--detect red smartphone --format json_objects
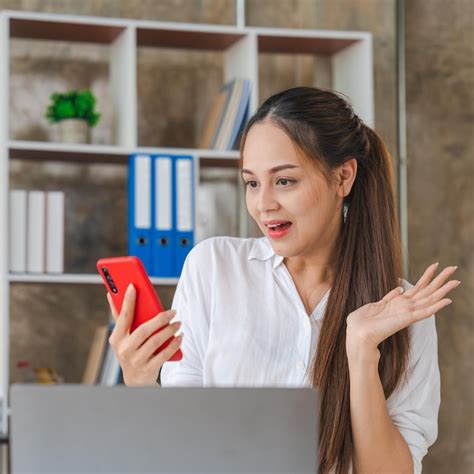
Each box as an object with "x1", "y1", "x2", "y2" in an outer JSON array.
[{"x1": 96, "y1": 256, "x2": 183, "y2": 361}]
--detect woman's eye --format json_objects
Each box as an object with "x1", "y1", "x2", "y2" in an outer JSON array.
[
  {"x1": 276, "y1": 178, "x2": 295, "y2": 186},
  {"x1": 244, "y1": 178, "x2": 295, "y2": 188}
]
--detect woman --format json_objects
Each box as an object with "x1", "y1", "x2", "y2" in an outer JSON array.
[{"x1": 107, "y1": 87, "x2": 460, "y2": 473}]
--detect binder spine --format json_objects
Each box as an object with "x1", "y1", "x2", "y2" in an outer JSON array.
[
  {"x1": 129, "y1": 153, "x2": 195, "y2": 278},
  {"x1": 151, "y1": 155, "x2": 174, "y2": 278},
  {"x1": 128, "y1": 154, "x2": 152, "y2": 274},
  {"x1": 45, "y1": 191, "x2": 65, "y2": 274},
  {"x1": 9, "y1": 190, "x2": 27, "y2": 273},
  {"x1": 174, "y1": 155, "x2": 195, "y2": 277},
  {"x1": 26, "y1": 191, "x2": 46, "y2": 274}
]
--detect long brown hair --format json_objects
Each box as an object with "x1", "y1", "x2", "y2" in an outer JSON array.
[{"x1": 238, "y1": 87, "x2": 410, "y2": 473}]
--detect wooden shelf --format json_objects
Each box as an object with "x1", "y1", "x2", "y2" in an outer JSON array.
[
  {"x1": 257, "y1": 34, "x2": 359, "y2": 55},
  {"x1": 137, "y1": 27, "x2": 245, "y2": 51},
  {"x1": 8, "y1": 141, "x2": 240, "y2": 164},
  {"x1": 5, "y1": 10, "x2": 369, "y2": 53},
  {"x1": 8, "y1": 141, "x2": 130, "y2": 163},
  {"x1": 9, "y1": 16, "x2": 125, "y2": 44},
  {"x1": 9, "y1": 273, "x2": 179, "y2": 286}
]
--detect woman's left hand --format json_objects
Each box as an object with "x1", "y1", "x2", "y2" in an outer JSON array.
[{"x1": 345, "y1": 263, "x2": 460, "y2": 354}]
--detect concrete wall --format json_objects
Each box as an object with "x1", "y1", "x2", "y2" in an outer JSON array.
[{"x1": 405, "y1": 0, "x2": 473, "y2": 471}]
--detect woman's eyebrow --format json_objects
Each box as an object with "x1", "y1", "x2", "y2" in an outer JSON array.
[{"x1": 241, "y1": 164, "x2": 299, "y2": 176}]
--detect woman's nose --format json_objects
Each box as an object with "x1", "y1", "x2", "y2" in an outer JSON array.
[{"x1": 256, "y1": 187, "x2": 279, "y2": 213}]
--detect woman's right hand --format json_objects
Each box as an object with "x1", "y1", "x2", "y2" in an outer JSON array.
[{"x1": 106, "y1": 283, "x2": 184, "y2": 386}]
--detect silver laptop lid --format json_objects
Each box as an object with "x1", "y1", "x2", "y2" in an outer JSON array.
[{"x1": 10, "y1": 384, "x2": 320, "y2": 473}]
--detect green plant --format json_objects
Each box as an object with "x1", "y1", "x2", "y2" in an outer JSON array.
[{"x1": 45, "y1": 90, "x2": 101, "y2": 127}]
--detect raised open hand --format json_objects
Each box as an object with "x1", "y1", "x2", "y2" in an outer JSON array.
[{"x1": 346, "y1": 263, "x2": 460, "y2": 351}]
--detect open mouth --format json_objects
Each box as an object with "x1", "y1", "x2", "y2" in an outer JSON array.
[{"x1": 266, "y1": 222, "x2": 292, "y2": 231}]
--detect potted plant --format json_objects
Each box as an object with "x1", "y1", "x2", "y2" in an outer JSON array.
[{"x1": 45, "y1": 89, "x2": 101, "y2": 144}]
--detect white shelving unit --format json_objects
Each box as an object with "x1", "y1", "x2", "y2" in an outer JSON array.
[
  {"x1": 8, "y1": 273, "x2": 179, "y2": 286},
  {"x1": 0, "y1": 7, "x2": 373, "y2": 436}
]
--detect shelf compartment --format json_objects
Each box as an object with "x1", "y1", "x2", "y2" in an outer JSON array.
[
  {"x1": 136, "y1": 45, "x2": 225, "y2": 148},
  {"x1": 7, "y1": 14, "x2": 136, "y2": 148},
  {"x1": 196, "y1": 166, "x2": 242, "y2": 242},
  {"x1": 255, "y1": 29, "x2": 374, "y2": 128},
  {"x1": 136, "y1": 30, "x2": 257, "y2": 149},
  {"x1": 253, "y1": 27, "x2": 366, "y2": 55}
]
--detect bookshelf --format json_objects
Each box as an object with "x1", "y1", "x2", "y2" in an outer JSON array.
[{"x1": 0, "y1": 7, "x2": 374, "y2": 436}]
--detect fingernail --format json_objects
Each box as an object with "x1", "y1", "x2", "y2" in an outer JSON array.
[
  {"x1": 127, "y1": 283, "x2": 135, "y2": 294},
  {"x1": 453, "y1": 266, "x2": 458, "y2": 271},
  {"x1": 434, "y1": 262, "x2": 439, "y2": 268},
  {"x1": 399, "y1": 287, "x2": 404, "y2": 293}
]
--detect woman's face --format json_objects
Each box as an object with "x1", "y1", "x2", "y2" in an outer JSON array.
[{"x1": 241, "y1": 120, "x2": 343, "y2": 260}]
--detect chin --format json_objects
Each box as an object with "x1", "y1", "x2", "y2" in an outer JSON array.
[{"x1": 267, "y1": 241, "x2": 296, "y2": 258}]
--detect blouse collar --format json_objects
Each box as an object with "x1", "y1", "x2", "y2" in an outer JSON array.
[{"x1": 248, "y1": 237, "x2": 285, "y2": 269}]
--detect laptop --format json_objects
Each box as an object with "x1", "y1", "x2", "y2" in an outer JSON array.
[{"x1": 10, "y1": 384, "x2": 320, "y2": 473}]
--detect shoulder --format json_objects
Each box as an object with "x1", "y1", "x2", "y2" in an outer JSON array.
[
  {"x1": 185, "y1": 236, "x2": 261, "y2": 266},
  {"x1": 177, "y1": 236, "x2": 264, "y2": 291}
]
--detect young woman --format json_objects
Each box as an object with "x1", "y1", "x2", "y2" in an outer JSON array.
[{"x1": 107, "y1": 87, "x2": 460, "y2": 473}]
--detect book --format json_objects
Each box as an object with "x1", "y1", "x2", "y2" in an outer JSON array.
[
  {"x1": 228, "y1": 80, "x2": 251, "y2": 149},
  {"x1": 214, "y1": 79, "x2": 244, "y2": 150},
  {"x1": 82, "y1": 325, "x2": 109, "y2": 385},
  {"x1": 98, "y1": 323, "x2": 122, "y2": 386},
  {"x1": 198, "y1": 89, "x2": 228, "y2": 149},
  {"x1": 198, "y1": 79, "x2": 251, "y2": 151}
]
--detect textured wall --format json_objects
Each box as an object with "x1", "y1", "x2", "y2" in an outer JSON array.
[{"x1": 405, "y1": 0, "x2": 474, "y2": 471}]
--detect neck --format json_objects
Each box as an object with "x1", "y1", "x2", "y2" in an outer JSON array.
[
  {"x1": 282, "y1": 233, "x2": 339, "y2": 286},
  {"x1": 283, "y1": 256, "x2": 335, "y2": 286}
]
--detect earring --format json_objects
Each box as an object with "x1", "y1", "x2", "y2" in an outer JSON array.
[{"x1": 343, "y1": 203, "x2": 349, "y2": 223}]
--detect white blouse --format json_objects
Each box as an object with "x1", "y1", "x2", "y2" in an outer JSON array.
[{"x1": 161, "y1": 236, "x2": 440, "y2": 473}]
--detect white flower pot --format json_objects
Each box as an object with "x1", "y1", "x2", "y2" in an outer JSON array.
[{"x1": 57, "y1": 119, "x2": 90, "y2": 144}]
